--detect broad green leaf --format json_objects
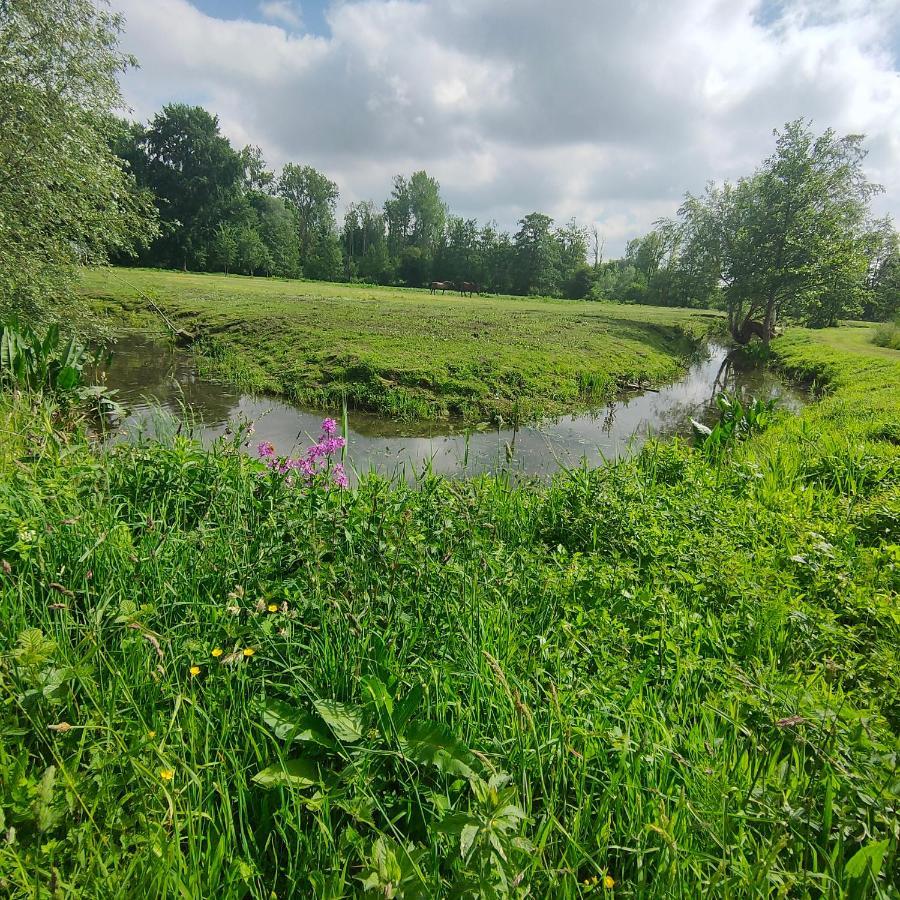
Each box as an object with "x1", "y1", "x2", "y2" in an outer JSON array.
[
  {"x1": 434, "y1": 812, "x2": 477, "y2": 836},
  {"x1": 313, "y1": 698, "x2": 367, "y2": 743},
  {"x1": 844, "y1": 839, "x2": 888, "y2": 880},
  {"x1": 263, "y1": 700, "x2": 337, "y2": 749},
  {"x1": 394, "y1": 683, "x2": 424, "y2": 733},
  {"x1": 460, "y1": 823, "x2": 479, "y2": 859},
  {"x1": 55, "y1": 366, "x2": 79, "y2": 391},
  {"x1": 252, "y1": 757, "x2": 322, "y2": 789},
  {"x1": 400, "y1": 721, "x2": 476, "y2": 777}
]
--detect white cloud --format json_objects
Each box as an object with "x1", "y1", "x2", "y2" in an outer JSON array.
[
  {"x1": 111, "y1": 0, "x2": 900, "y2": 253},
  {"x1": 259, "y1": 1, "x2": 303, "y2": 30}
]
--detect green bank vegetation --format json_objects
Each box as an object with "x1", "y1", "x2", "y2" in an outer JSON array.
[
  {"x1": 1, "y1": 325, "x2": 898, "y2": 897},
  {"x1": 3, "y1": 2, "x2": 900, "y2": 896},
  {"x1": 80, "y1": 267, "x2": 720, "y2": 422}
]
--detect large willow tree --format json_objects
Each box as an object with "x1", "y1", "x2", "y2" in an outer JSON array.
[
  {"x1": 0, "y1": 0, "x2": 157, "y2": 325},
  {"x1": 675, "y1": 120, "x2": 881, "y2": 342}
]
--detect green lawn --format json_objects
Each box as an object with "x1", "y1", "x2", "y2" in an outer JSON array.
[{"x1": 79, "y1": 267, "x2": 721, "y2": 421}]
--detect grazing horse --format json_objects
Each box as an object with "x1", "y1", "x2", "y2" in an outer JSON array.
[
  {"x1": 430, "y1": 281, "x2": 453, "y2": 295},
  {"x1": 458, "y1": 281, "x2": 481, "y2": 297}
]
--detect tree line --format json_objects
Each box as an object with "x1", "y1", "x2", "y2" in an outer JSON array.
[
  {"x1": 2, "y1": 0, "x2": 897, "y2": 339},
  {"x1": 112, "y1": 103, "x2": 900, "y2": 335},
  {"x1": 111, "y1": 103, "x2": 598, "y2": 298}
]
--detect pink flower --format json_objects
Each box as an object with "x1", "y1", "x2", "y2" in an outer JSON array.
[
  {"x1": 332, "y1": 464, "x2": 349, "y2": 489},
  {"x1": 321, "y1": 418, "x2": 337, "y2": 435},
  {"x1": 257, "y1": 441, "x2": 275, "y2": 458}
]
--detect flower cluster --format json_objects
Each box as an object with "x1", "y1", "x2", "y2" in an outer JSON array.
[{"x1": 257, "y1": 418, "x2": 348, "y2": 488}]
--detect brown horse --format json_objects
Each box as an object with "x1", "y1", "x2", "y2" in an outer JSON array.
[
  {"x1": 430, "y1": 281, "x2": 453, "y2": 295},
  {"x1": 458, "y1": 281, "x2": 481, "y2": 296}
]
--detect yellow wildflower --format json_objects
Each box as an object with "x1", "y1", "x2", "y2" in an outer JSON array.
[
  {"x1": 190, "y1": 665, "x2": 201, "y2": 676},
  {"x1": 159, "y1": 769, "x2": 174, "y2": 781},
  {"x1": 267, "y1": 603, "x2": 278, "y2": 613},
  {"x1": 604, "y1": 875, "x2": 615, "y2": 889},
  {"x1": 243, "y1": 647, "x2": 255, "y2": 657},
  {"x1": 211, "y1": 647, "x2": 223, "y2": 657},
  {"x1": 147, "y1": 730, "x2": 156, "y2": 739}
]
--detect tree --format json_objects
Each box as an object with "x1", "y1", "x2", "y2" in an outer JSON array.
[
  {"x1": 252, "y1": 194, "x2": 301, "y2": 278},
  {"x1": 0, "y1": 0, "x2": 157, "y2": 323},
  {"x1": 133, "y1": 104, "x2": 246, "y2": 270},
  {"x1": 382, "y1": 171, "x2": 446, "y2": 285},
  {"x1": 514, "y1": 213, "x2": 559, "y2": 296},
  {"x1": 241, "y1": 144, "x2": 274, "y2": 192},
  {"x1": 234, "y1": 225, "x2": 272, "y2": 276},
  {"x1": 407, "y1": 171, "x2": 447, "y2": 254},
  {"x1": 555, "y1": 218, "x2": 589, "y2": 297},
  {"x1": 589, "y1": 224, "x2": 604, "y2": 270},
  {"x1": 679, "y1": 120, "x2": 880, "y2": 342},
  {"x1": 862, "y1": 218, "x2": 900, "y2": 322},
  {"x1": 384, "y1": 175, "x2": 412, "y2": 259},
  {"x1": 278, "y1": 163, "x2": 340, "y2": 278},
  {"x1": 210, "y1": 225, "x2": 238, "y2": 274}
]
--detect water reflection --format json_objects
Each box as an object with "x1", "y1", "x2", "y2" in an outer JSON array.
[{"x1": 96, "y1": 333, "x2": 805, "y2": 482}]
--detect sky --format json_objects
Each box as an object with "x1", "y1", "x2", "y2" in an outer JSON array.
[{"x1": 110, "y1": 0, "x2": 900, "y2": 254}]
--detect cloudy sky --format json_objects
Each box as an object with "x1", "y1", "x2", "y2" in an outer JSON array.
[{"x1": 111, "y1": 0, "x2": 900, "y2": 253}]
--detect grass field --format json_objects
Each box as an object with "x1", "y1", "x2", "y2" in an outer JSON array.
[
  {"x1": 1, "y1": 322, "x2": 898, "y2": 897},
  {"x1": 79, "y1": 267, "x2": 721, "y2": 422}
]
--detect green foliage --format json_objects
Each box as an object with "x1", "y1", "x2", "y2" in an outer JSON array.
[
  {"x1": 0, "y1": 324, "x2": 897, "y2": 896},
  {"x1": 0, "y1": 323, "x2": 86, "y2": 394},
  {"x1": 675, "y1": 120, "x2": 880, "y2": 339},
  {"x1": 0, "y1": 0, "x2": 158, "y2": 324},
  {"x1": 0, "y1": 322, "x2": 124, "y2": 425},
  {"x1": 278, "y1": 163, "x2": 342, "y2": 280},
  {"x1": 874, "y1": 319, "x2": 900, "y2": 350},
  {"x1": 691, "y1": 391, "x2": 777, "y2": 455}
]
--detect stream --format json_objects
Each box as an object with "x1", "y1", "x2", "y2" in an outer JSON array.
[{"x1": 95, "y1": 333, "x2": 805, "y2": 481}]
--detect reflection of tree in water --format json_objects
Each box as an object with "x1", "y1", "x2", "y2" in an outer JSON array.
[
  {"x1": 98, "y1": 335, "x2": 242, "y2": 427},
  {"x1": 602, "y1": 401, "x2": 617, "y2": 435}
]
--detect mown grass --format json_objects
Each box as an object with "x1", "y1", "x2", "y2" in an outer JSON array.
[
  {"x1": 1, "y1": 325, "x2": 898, "y2": 897},
  {"x1": 79, "y1": 267, "x2": 720, "y2": 422}
]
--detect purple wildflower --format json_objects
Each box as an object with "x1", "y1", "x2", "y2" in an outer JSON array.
[{"x1": 258, "y1": 419, "x2": 348, "y2": 489}]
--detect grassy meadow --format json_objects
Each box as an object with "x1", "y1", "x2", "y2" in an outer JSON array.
[
  {"x1": 0, "y1": 318, "x2": 898, "y2": 897},
  {"x1": 79, "y1": 268, "x2": 720, "y2": 422}
]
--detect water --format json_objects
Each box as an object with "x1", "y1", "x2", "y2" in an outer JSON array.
[{"x1": 95, "y1": 333, "x2": 805, "y2": 481}]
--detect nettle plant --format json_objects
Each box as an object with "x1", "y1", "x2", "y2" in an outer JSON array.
[{"x1": 255, "y1": 675, "x2": 532, "y2": 897}]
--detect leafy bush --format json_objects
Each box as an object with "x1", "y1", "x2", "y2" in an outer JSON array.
[
  {"x1": 0, "y1": 321, "x2": 122, "y2": 417},
  {"x1": 873, "y1": 319, "x2": 900, "y2": 350},
  {"x1": 691, "y1": 391, "x2": 777, "y2": 455}
]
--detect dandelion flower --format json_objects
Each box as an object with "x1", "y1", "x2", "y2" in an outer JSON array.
[
  {"x1": 159, "y1": 769, "x2": 174, "y2": 781},
  {"x1": 243, "y1": 647, "x2": 255, "y2": 657},
  {"x1": 604, "y1": 875, "x2": 615, "y2": 889},
  {"x1": 190, "y1": 665, "x2": 201, "y2": 676},
  {"x1": 267, "y1": 603, "x2": 278, "y2": 613},
  {"x1": 211, "y1": 647, "x2": 223, "y2": 658}
]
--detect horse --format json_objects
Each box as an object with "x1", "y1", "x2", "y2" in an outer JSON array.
[
  {"x1": 458, "y1": 281, "x2": 481, "y2": 297},
  {"x1": 430, "y1": 281, "x2": 453, "y2": 295}
]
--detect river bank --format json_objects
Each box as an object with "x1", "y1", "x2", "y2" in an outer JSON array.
[
  {"x1": 80, "y1": 267, "x2": 722, "y2": 422},
  {"x1": 1, "y1": 324, "x2": 897, "y2": 896}
]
